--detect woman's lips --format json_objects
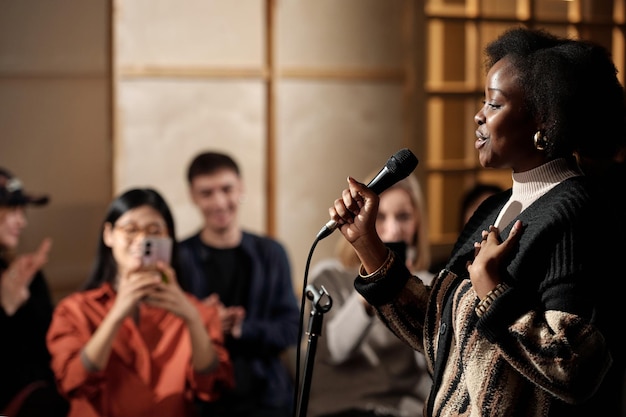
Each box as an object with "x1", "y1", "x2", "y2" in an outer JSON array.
[{"x1": 475, "y1": 131, "x2": 487, "y2": 149}]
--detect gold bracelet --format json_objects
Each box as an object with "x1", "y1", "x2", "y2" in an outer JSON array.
[
  {"x1": 358, "y1": 249, "x2": 395, "y2": 280},
  {"x1": 475, "y1": 282, "x2": 510, "y2": 317}
]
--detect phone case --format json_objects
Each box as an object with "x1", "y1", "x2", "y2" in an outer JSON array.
[{"x1": 141, "y1": 236, "x2": 172, "y2": 268}]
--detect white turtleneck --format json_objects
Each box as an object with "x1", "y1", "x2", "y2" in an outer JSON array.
[{"x1": 494, "y1": 158, "x2": 582, "y2": 229}]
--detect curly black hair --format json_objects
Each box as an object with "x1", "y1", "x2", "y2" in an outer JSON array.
[{"x1": 484, "y1": 27, "x2": 626, "y2": 162}]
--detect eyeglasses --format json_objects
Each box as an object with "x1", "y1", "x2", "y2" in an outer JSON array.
[{"x1": 113, "y1": 222, "x2": 168, "y2": 240}]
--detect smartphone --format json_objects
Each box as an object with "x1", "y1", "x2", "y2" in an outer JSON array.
[{"x1": 141, "y1": 236, "x2": 172, "y2": 279}]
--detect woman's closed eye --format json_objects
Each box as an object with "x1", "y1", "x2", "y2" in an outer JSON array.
[{"x1": 482, "y1": 100, "x2": 501, "y2": 110}]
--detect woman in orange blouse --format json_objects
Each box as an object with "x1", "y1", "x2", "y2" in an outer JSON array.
[{"x1": 46, "y1": 188, "x2": 234, "y2": 417}]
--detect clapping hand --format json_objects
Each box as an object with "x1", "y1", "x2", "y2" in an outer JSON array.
[
  {"x1": 203, "y1": 293, "x2": 245, "y2": 338},
  {"x1": 1, "y1": 238, "x2": 52, "y2": 316}
]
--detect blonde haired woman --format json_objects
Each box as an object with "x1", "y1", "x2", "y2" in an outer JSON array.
[{"x1": 306, "y1": 172, "x2": 433, "y2": 417}]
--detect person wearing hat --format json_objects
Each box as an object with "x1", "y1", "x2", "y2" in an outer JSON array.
[{"x1": 0, "y1": 168, "x2": 69, "y2": 417}]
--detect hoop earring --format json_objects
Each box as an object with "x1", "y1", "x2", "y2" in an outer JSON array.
[{"x1": 533, "y1": 131, "x2": 548, "y2": 151}]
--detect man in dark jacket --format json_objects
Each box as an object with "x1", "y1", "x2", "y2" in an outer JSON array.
[{"x1": 178, "y1": 152, "x2": 300, "y2": 417}]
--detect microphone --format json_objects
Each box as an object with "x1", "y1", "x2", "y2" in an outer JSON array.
[{"x1": 316, "y1": 148, "x2": 419, "y2": 240}]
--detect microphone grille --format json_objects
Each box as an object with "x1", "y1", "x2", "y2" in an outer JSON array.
[{"x1": 388, "y1": 148, "x2": 419, "y2": 177}]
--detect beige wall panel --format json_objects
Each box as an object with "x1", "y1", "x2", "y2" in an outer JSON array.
[
  {"x1": 0, "y1": 80, "x2": 111, "y2": 298},
  {"x1": 115, "y1": 79, "x2": 266, "y2": 241},
  {"x1": 277, "y1": 0, "x2": 404, "y2": 68},
  {"x1": 0, "y1": 1, "x2": 107, "y2": 72},
  {"x1": 115, "y1": 0, "x2": 263, "y2": 67},
  {"x1": 275, "y1": 81, "x2": 405, "y2": 290}
]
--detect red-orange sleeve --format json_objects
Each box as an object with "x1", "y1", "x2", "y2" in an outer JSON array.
[
  {"x1": 46, "y1": 295, "x2": 107, "y2": 399},
  {"x1": 186, "y1": 296, "x2": 234, "y2": 402}
]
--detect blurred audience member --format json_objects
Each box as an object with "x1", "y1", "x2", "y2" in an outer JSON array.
[
  {"x1": 0, "y1": 167, "x2": 69, "y2": 417},
  {"x1": 459, "y1": 182, "x2": 504, "y2": 227},
  {"x1": 305, "y1": 172, "x2": 433, "y2": 417},
  {"x1": 46, "y1": 188, "x2": 233, "y2": 417},
  {"x1": 178, "y1": 151, "x2": 300, "y2": 417}
]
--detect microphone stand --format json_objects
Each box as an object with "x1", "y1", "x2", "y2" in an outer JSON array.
[{"x1": 296, "y1": 284, "x2": 332, "y2": 417}]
